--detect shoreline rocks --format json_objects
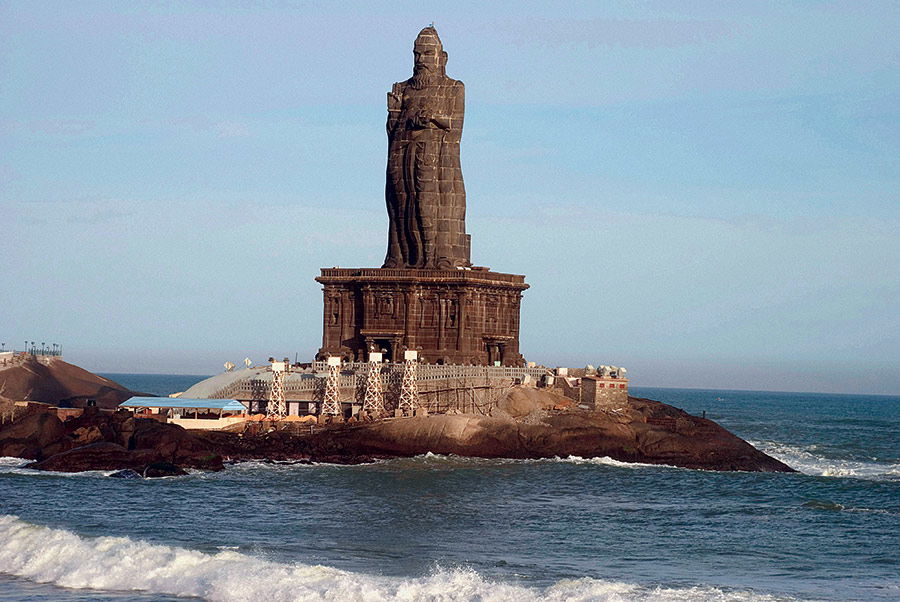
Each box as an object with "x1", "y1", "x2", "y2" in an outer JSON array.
[
  {"x1": 195, "y1": 393, "x2": 795, "y2": 473},
  {"x1": 0, "y1": 388, "x2": 795, "y2": 475}
]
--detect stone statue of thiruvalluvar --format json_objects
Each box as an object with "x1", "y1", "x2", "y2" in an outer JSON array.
[{"x1": 383, "y1": 27, "x2": 470, "y2": 270}]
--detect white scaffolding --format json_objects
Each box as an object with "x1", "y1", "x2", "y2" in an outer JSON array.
[
  {"x1": 397, "y1": 349, "x2": 419, "y2": 415},
  {"x1": 267, "y1": 361, "x2": 288, "y2": 420},
  {"x1": 321, "y1": 356, "x2": 342, "y2": 416},
  {"x1": 362, "y1": 352, "x2": 385, "y2": 415}
]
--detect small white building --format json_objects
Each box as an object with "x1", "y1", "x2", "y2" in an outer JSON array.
[{"x1": 120, "y1": 397, "x2": 247, "y2": 430}]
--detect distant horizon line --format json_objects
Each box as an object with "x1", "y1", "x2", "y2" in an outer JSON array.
[{"x1": 95, "y1": 371, "x2": 899, "y2": 399}]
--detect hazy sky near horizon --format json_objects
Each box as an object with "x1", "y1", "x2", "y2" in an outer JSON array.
[{"x1": 2, "y1": 1, "x2": 898, "y2": 395}]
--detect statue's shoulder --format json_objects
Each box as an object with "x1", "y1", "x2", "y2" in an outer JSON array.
[{"x1": 447, "y1": 77, "x2": 464, "y2": 89}]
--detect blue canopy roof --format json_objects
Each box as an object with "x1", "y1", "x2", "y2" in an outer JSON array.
[{"x1": 120, "y1": 397, "x2": 247, "y2": 412}]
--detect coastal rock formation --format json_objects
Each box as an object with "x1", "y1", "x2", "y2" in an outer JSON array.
[
  {"x1": 0, "y1": 408, "x2": 224, "y2": 475},
  {"x1": 1, "y1": 385, "x2": 793, "y2": 474},
  {"x1": 0, "y1": 355, "x2": 137, "y2": 408},
  {"x1": 26, "y1": 443, "x2": 189, "y2": 477},
  {"x1": 299, "y1": 397, "x2": 792, "y2": 472},
  {"x1": 0, "y1": 411, "x2": 71, "y2": 460},
  {"x1": 197, "y1": 389, "x2": 794, "y2": 473}
]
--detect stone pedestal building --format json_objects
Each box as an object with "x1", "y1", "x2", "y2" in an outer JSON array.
[
  {"x1": 317, "y1": 268, "x2": 527, "y2": 365},
  {"x1": 317, "y1": 27, "x2": 528, "y2": 366}
]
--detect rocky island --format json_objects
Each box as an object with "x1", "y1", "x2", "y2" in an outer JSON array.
[{"x1": 0, "y1": 362, "x2": 793, "y2": 475}]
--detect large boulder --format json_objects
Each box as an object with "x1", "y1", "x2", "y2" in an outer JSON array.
[
  {"x1": 25, "y1": 442, "x2": 161, "y2": 473},
  {"x1": 1, "y1": 406, "x2": 222, "y2": 474},
  {"x1": 127, "y1": 418, "x2": 223, "y2": 471},
  {"x1": 288, "y1": 392, "x2": 795, "y2": 472},
  {"x1": 493, "y1": 387, "x2": 567, "y2": 418},
  {"x1": 0, "y1": 412, "x2": 71, "y2": 460}
]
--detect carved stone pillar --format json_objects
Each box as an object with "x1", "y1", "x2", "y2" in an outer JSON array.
[
  {"x1": 437, "y1": 292, "x2": 446, "y2": 352},
  {"x1": 456, "y1": 291, "x2": 467, "y2": 352},
  {"x1": 404, "y1": 287, "x2": 417, "y2": 350}
]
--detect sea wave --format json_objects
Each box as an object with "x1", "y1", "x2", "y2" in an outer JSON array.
[
  {"x1": 0, "y1": 456, "x2": 118, "y2": 479},
  {"x1": 223, "y1": 453, "x2": 681, "y2": 473},
  {"x1": 0, "y1": 515, "x2": 792, "y2": 602},
  {"x1": 800, "y1": 499, "x2": 899, "y2": 516},
  {"x1": 750, "y1": 441, "x2": 900, "y2": 481},
  {"x1": 552, "y1": 455, "x2": 680, "y2": 470},
  {"x1": 410, "y1": 452, "x2": 679, "y2": 470},
  {"x1": 0, "y1": 456, "x2": 29, "y2": 468}
]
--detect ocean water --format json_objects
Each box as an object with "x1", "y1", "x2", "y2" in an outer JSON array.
[{"x1": 1, "y1": 376, "x2": 897, "y2": 601}]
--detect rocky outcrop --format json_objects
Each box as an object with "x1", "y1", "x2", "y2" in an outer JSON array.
[
  {"x1": 285, "y1": 399, "x2": 792, "y2": 472},
  {"x1": 0, "y1": 355, "x2": 138, "y2": 408},
  {"x1": 0, "y1": 409, "x2": 223, "y2": 475},
  {"x1": 27, "y1": 442, "x2": 159, "y2": 472},
  {"x1": 0, "y1": 412, "x2": 72, "y2": 460},
  {"x1": 197, "y1": 391, "x2": 794, "y2": 473},
  {"x1": 1, "y1": 386, "x2": 794, "y2": 474}
]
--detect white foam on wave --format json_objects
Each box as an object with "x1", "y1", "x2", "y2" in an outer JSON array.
[
  {"x1": 0, "y1": 515, "x2": 791, "y2": 602},
  {"x1": 224, "y1": 453, "x2": 680, "y2": 473},
  {"x1": 0, "y1": 456, "x2": 29, "y2": 468},
  {"x1": 750, "y1": 441, "x2": 900, "y2": 481},
  {"x1": 0, "y1": 456, "x2": 117, "y2": 479},
  {"x1": 384, "y1": 452, "x2": 680, "y2": 471},
  {"x1": 553, "y1": 455, "x2": 681, "y2": 470}
]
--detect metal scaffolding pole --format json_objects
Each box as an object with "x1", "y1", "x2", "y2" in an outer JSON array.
[
  {"x1": 362, "y1": 351, "x2": 385, "y2": 415},
  {"x1": 397, "y1": 350, "x2": 419, "y2": 416},
  {"x1": 321, "y1": 356, "x2": 342, "y2": 416},
  {"x1": 267, "y1": 360, "x2": 288, "y2": 420}
]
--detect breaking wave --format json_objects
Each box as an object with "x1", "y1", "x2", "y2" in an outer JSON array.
[
  {"x1": 0, "y1": 515, "x2": 791, "y2": 601},
  {"x1": 0, "y1": 456, "x2": 117, "y2": 479},
  {"x1": 409, "y1": 452, "x2": 680, "y2": 470},
  {"x1": 750, "y1": 441, "x2": 900, "y2": 481},
  {"x1": 223, "y1": 453, "x2": 682, "y2": 473},
  {"x1": 0, "y1": 456, "x2": 28, "y2": 468},
  {"x1": 552, "y1": 455, "x2": 680, "y2": 470}
]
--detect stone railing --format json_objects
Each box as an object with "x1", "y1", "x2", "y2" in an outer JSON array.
[
  {"x1": 310, "y1": 361, "x2": 549, "y2": 382},
  {"x1": 318, "y1": 267, "x2": 526, "y2": 285}
]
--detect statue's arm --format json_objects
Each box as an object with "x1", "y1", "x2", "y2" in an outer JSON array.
[{"x1": 387, "y1": 82, "x2": 402, "y2": 132}]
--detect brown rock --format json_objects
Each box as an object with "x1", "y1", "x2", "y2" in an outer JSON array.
[
  {"x1": 26, "y1": 442, "x2": 161, "y2": 473},
  {"x1": 284, "y1": 393, "x2": 795, "y2": 472},
  {"x1": 71, "y1": 425, "x2": 106, "y2": 445},
  {"x1": 128, "y1": 418, "x2": 223, "y2": 471},
  {"x1": 0, "y1": 412, "x2": 70, "y2": 460}
]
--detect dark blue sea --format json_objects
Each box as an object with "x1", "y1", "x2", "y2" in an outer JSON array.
[{"x1": 1, "y1": 375, "x2": 897, "y2": 601}]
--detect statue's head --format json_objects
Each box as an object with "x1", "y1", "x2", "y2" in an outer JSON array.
[{"x1": 412, "y1": 26, "x2": 447, "y2": 79}]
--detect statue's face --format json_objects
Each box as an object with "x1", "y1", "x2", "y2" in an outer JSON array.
[{"x1": 413, "y1": 37, "x2": 442, "y2": 74}]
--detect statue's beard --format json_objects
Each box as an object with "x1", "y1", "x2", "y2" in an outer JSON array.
[{"x1": 410, "y1": 66, "x2": 438, "y2": 89}]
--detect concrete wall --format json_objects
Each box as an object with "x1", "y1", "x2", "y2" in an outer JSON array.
[
  {"x1": 581, "y1": 377, "x2": 629, "y2": 408},
  {"x1": 170, "y1": 416, "x2": 246, "y2": 430}
]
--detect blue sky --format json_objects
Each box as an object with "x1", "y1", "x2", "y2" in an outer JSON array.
[{"x1": 2, "y1": 1, "x2": 898, "y2": 394}]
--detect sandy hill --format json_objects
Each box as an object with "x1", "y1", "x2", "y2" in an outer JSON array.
[{"x1": 0, "y1": 355, "x2": 136, "y2": 408}]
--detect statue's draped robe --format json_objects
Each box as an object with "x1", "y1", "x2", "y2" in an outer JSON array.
[{"x1": 384, "y1": 76, "x2": 469, "y2": 269}]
